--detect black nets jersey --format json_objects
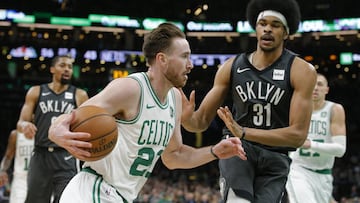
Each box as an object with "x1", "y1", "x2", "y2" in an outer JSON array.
[
  {"x1": 34, "y1": 84, "x2": 77, "y2": 147},
  {"x1": 229, "y1": 49, "x2": 296, "y2": 152}
]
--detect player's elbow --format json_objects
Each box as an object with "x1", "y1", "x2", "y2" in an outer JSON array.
[
  {"x1": 292, "y1": 132, "x2": 308, "y2": 148},
  {"x1": 334, "y1": 147, "x2": 346, "y2": 158},
  {"x1": 161, "y1": 156, "x2": 177, "y2": 170},
  {"x1": 335, "y1": 151, "x2": 345, "y2": 158}
]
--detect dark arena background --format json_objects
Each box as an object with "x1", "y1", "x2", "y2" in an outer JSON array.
[{"x1": 0, "y1": 0, "x2": 359, "y2": 202}]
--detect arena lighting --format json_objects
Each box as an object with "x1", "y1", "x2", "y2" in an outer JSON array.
[
  {"x1": 50, "y1": 16, "x2": 91, "y2": 26},
  {"x1": 329, "y1": 54, "x2": 337, "y2": 61},
  {"x1": 0, "y1": 21, "x2": 11, "y2": 26},
  {"x1": 186, "y1": 32, "x2": 239, "y2": 37},
  {"x1": 340, "y1": 52, "x2": 353, "y2": 65},
  {"x1": 16, "y1": 23, "x2": 73, "y2": 30},
  {"x1": 82, "y1": 26, "x2": 125, "y2": 33},
  {"x1": 304, "y1": 55, "x2": 314, "y2": 62},
  {"x1": 311, "y1": 30, "x2": 358, "y2": 37},
  {"x1": 12, "y1": 15, "x2": 35, "y2": 23}
]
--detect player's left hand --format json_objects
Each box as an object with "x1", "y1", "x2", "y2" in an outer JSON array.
[
  {"x1": 179, "y1": 89, "x2": 196, "y2": 123},
  {"x1": 213, "y1": 137, "x2": 247, "y2": 160},
  {"x1": 217, "y1": 106, "x2": 244, "y2": 139}
]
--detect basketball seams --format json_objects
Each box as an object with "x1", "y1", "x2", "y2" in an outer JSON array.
[
  {"x1": 70, "y1": 114, "x2": 113, "y2": 131},
  {"x1": 85, "y1": 126, "x2": 117, "y2": 142}
]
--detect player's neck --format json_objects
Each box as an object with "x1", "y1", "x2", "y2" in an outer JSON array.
[
  {"x1": 145, "y1": 71, "x2": 171, "y2": 104},
  {"x1": 313, "y1": 100, "x2": 326, "y2": 111},
  {"x1": 252, "y1": 49, "x2": 282, "y2": 69},
  {"x1": 48, "y1": 82, "x2": 69, "y2": 94}
]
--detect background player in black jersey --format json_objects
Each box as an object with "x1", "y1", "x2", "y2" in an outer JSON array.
[
  {"x1": 16, "y1": 55, "x2": 88, "y2": 203},
  {"x1": 181, "y1": 0, "x2": 317, "y2": 202}
]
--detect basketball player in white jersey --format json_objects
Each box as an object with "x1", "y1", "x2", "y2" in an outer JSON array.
[
  {"x1": 286, "y1": 73, "x2": 347, "y2": 203},
  {"x1": 0, "y1": 129, "x2": 34, "y2": 203},
  {"x1": 48, "y1": 22, "x2": 247, "y2": 203}
]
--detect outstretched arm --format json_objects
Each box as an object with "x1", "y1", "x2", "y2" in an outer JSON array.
[
  {"x1": 17, "y1": 86, "x2": 39, "y2": 139},
  {"x1": 162, "y1": 89, "x2": 246, "y2": 170},
  {"x1": 49, "y1": 77, "x2": 141, "y2": 160},
  {"x1": 181, "y1": 58, "x2": 234, "y2": 132},
  {"x1": 301, "y1": 103, "x2": 346, "y2": 157},
  {"x1": 217, "y1": 58, "x2": 317, "y2": 148}
]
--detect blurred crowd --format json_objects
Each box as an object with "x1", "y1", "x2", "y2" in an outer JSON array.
[
  {"x1": 1, "y1": 147, "x2": 360, "y2": 203},
  {"x1": 1, "y1": 156, "x2": 360, "y2": 203}
]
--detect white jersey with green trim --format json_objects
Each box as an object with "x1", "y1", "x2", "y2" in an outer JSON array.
[
  {"x1": 83, "y1": 72, "x2": 177, "y2": 202},
  {"x1": 13, "y1": 132, "x2": 34, "y2": 176},
  {"x1": 289, "y1": 101, "x2": 334, "y2": 170}
]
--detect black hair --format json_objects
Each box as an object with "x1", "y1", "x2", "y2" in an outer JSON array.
[
  {"x1": 51, "y1": 55, "x2": 73, "y2": 67},
  {"x1": 246, "y1": 0, "x2": 301, "y2": 35}
]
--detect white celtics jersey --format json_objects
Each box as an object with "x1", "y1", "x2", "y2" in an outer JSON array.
[
  {"x1": 290, "y1": 101, "x2": 334, "y2": 170},
  {"x1": 84, "y1": 72, "x2": 176, "y2": 202},
  {"x1": 14, "y1": 132, "x2": 34, "y2": 176}
]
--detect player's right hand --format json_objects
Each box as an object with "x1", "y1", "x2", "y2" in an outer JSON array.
[
  {"x1": 21, "y1": 121, "x2": 37, "y2": 139},
  {"x1": 0, "y1": 171, "x2": 8, "y2": 187},
  {"x1": 48, "y1": 113, "x2": 92, "y2": 160}
]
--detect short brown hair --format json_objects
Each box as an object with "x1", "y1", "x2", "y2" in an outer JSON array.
[{"x1": 142, "y1": 22, "x2": 186, "y2": 65}]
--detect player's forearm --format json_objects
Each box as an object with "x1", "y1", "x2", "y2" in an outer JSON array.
[
  {"x1": 232, "y1": 124, "x2": 307, "y2": 148},
  {"x1": 0, "y1": 158, "x2": 12, "y2": 172},
  {"x1": 310, "y1": 135, "x2": 346, "y2": 157},
  {"x1": 182, "y1": 111, "x2": 214, "y2": 132},
  {"x1": 162, "y1": 145, "x2": 215, "y2": 170},
  {"x1": 182, "y1": 118, "x2": 208, "y2": 132}
]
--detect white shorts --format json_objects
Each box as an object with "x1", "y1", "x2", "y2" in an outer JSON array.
[
  {"x1": 60, "y1": 171, "x2": 126, "y2": 203},
  {"x1": 9, "y1": 174, "x2": 27, "y2": 203},
  {"x1": 286, "y1": 164, "x2": 333, "y2": 203}
]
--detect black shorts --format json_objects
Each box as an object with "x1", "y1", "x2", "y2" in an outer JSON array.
[
  {"x1": 219, "y1": 141, "x2": 291, "y2": 203},
  {"x1": 25, "y1": 146, "x2": 78, "y2": 203}
]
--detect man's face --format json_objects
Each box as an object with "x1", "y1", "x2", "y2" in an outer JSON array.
[
  {"x1": 255, "y1": 15, "x2": 288, "y2": 52},
  {"x1": 312, "y1": 75, "x2": 329, "y2": 102},
  {"x1": 51, "y1": 57, "x2": 73, "y2": 84},
  {"x1": 162, "y1": 38, "x2": 193, "y2": 88}
]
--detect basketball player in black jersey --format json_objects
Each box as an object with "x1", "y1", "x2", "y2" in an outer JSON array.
[
  {"x1": 181, "y1": 0, "x2": 317, "y2": 202},
  {"x1": 16, "y1": 55, "x2": 88, "y2": 203}
]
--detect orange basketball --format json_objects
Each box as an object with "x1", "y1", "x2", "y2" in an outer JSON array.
[{"x1": 70, "y1": 105, "x2": 118, "y2": 161}]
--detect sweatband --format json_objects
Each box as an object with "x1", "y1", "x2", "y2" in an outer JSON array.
[
  {"x1": 310, "y1": 135, "x2": 346, "y2": 157},
  {"x1": 210, "y1": 146, "x2": 219, "y2": 159},
  {"x1": 257, "y1": 10, "x2": 290, "y2": 34}
]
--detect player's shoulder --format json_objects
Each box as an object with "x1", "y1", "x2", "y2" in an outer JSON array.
[
  {"x1": 9, "y1": 129, "x2": 18, "y2": 138},
  {"x1": 291, "y1": 57, "x2": 317, "y2": 84},
  {"x1": 26, "y1": 85, "x2": 41, "y2": 99},
  {"x1": 75, "y1": 87, "x2": 88, "y2": 96},
  {"x1": 329, "y1": 101, "x2": 345, "y2": 114},
  {"x1": 293, "y1": 56, "x2": 316, "y2": 72}
]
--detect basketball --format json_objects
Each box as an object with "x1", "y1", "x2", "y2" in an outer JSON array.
[{"x1": 70, "y1": 105, "x2": 118, "y2": 161}]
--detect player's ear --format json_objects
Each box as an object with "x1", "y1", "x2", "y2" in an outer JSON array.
[
  {"x1": 50, "y1": 66, "x2": 55, "y2": 74},
  {"x1": 283, "y1": 31, "x2": 289, "y2": 40},
  {"x1": 157, "y1": 52, "x2": 168, "y2": 64}
]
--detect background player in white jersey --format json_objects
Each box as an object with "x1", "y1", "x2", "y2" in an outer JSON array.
[
  {"x1": 48, "y1": 22, "x2": 247, "y2": 203},
  {"x1": 286, "y1": 73, "x2": 347, "y2": 203},
  {"x1": 0, "y1": 129, "x2": 34, "y2": 203}
]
